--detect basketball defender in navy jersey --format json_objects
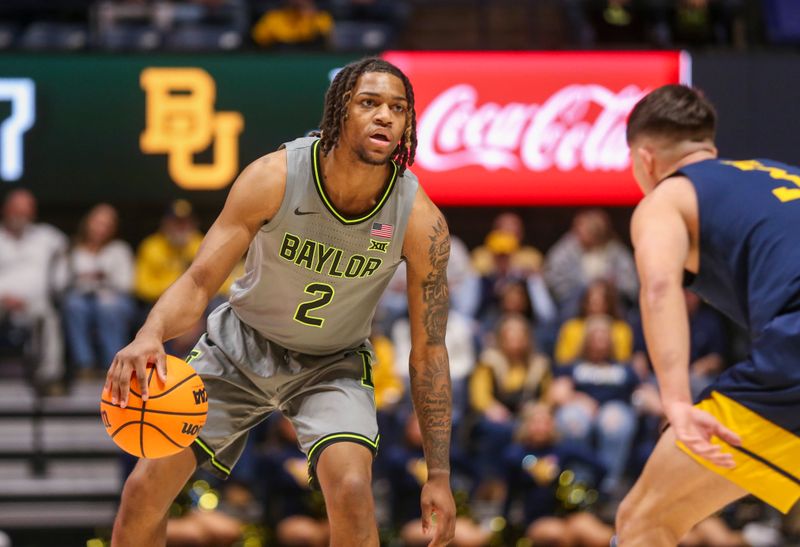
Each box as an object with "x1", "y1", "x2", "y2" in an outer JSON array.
[{"x1": 615, "y1": 85, "x2": 800, "y2": 545}]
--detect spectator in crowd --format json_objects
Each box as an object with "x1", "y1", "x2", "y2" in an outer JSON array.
[
  {"x1": 62, "y1": 204, "x2": 135, "y2": 379},
  {"x1": 475, "y1": 230, "x2": 557, "y2": 350},
  {"x1": 554, "y1": 279, "x2": 634, "y2": 366},
  {"x1": 472, "y1": 212, "x2": 534, "y2": 276},
  {"x1": 135, "y1": 200, "x2": 239, "y2": 356},
  {"x1": 385, "y1": 413, "x2": 489, "y2": 547},
  {"x1": 469, "y1": 314, "x2": 550, "y2": 497},
  {"x1": 251, "y1": 0, "x2": 333, "y2": 49},
  {"x1": 503, "y1": 403, "x2": 613, "y2": 547},
  {"x1": 543, "y1": 209, "x2": 638, "y2": 318},
  {"x1": 480, "y1": 278, "x2": 557, "y2": 358},
  {"x1": 0, "y1": 189, "x2": 68, "y2": 391},
  {"x1": 134, "y1": 199, "x2": 204, "y2": 305},
  {"x1": 260, "y1": 416, "x2": 329, "y2": 547},
  {"x1": 473, "y1": 213, "x2": 557, "y2": 331},
  {"x1": 549, "y1": 316, "x2": 639, "y2": 495}
]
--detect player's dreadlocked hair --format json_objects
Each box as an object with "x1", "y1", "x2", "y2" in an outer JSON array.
[{"x1": 317, "y1": 57, "x2": 417, "y2": 175}]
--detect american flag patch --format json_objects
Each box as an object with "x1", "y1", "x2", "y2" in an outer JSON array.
[{"x1": 371, "y1": 222, "x2": 394, "y2": 239}]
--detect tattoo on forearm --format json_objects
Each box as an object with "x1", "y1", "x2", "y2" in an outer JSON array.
[
  {"x1": 421, "y1": 217, "x2": 450, "y2": 345},
  {"x1": 410, "y1": 353, "x2": 452, "y2": 473}
]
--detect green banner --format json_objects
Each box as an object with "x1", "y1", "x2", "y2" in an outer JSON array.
[{"x1": 0, "y1": 54, "x2": 356, "y2": 206}]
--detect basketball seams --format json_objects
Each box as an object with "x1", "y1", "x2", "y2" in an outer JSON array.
[
  {"x1": 102, "y1": 356, "x2": 207, "y2": 458},
  {"x1": 127, "y1": 372, "x2": 197, "y2": 400},
  {"x1": 147, "y1": 373, "x2": 200, "y2": 400},
  {"x1": 140, "y1": 367, "x2": 156, "y2": 458},
  {"x1": 141, "y1": 422, "x2": 187, "y2": 449},
  {"x1": 101, "y1": 400, "x2": 206, "y2": 417},
  {"x1": 109, "y1": 420, "x2": 142, "y2": 439}
]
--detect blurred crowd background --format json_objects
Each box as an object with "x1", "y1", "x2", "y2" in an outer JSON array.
[
  {"x1": 0, "y1": 0, "x2": 798, "y2": 52},
  {"x1": 2, "y1": 193, "x2": 798, "y2": 546},
  {"x1": 2, "y1": 1, "x2": 800, "y2": 547}
]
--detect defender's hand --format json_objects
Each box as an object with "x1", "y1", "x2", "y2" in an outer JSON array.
[
  {"x1": 420, "y1": 473, "x2": 455, "y2": 547},
  {"x1": 666, "y1": 401, "x2": 741, "y2": 468},
  {"x1": 104, "y1": 335, "x2": 167, "y2": 408}
]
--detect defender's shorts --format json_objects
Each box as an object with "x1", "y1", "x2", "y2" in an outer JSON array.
[
  {"x1": 186, "y1": 303, "x2": 379, "y2": 486},
  {"x1": 679, "y1": 310, "x2": 800, "y2": 513}
]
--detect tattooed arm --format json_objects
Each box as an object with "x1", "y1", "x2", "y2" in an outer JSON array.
[{"x1": 403, "y1": 189, "x2": 455, "y2": 546}]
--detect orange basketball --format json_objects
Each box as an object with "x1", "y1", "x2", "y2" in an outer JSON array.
[{"x1": 100, "y1": 354, "x2": 208, "y2": 458}]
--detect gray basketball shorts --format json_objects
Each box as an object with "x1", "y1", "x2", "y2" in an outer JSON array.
[{"x1": 186, "y1": 303, "x2": 379, "y2": 486}]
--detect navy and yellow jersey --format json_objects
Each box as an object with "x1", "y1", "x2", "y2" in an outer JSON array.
[
  {"x1": 673, "y1": 158, "x2": 800, "y2": 513},
  {"x1": 677, "y1": 158, "x2": 800, "y2": 335}
]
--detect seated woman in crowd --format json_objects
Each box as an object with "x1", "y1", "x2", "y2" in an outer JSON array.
[
  {"x1": 554, "y1": 279, "x2": 633, "y2": 365},
  {"x1": 469, "y1": 313, "x2": 551, "y2": 497},
  {"x1": 503, "y1": 402, "x2": 613, "y2": 547},
  {"x1": 62, "y1": 203, "x2": 135, "y2": 379},
  {"x1": 549, "y1": 315, "x2": 639, "y2": 495}
]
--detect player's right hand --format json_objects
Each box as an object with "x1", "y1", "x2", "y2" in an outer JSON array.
[
  {"x1": 104, "y1": 334, "x2": 167, "y2": 409},
  {"x1": 665, "y1": 401, "x2": 742, "y2": 468}
]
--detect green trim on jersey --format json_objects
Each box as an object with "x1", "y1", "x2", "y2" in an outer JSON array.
[
  {"x1": 311, "y1": 139, "x2": 398, "y2": 225},
  {"x1": 193, "y1": 438, "x2": 232, "y2": 475},
  {"x1": 357, "y1": 350, "x2": 375, "y2": 389},
  {"x1": 307, "y1": 431, "x2": 380, "y2": 463},
  {"x1": 305, "y1": 431, "x2": 381, "y2": 486}
]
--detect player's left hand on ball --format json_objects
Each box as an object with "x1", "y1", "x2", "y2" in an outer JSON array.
[
  {"x1": 420, "y1": 472, "x2": 456, "y2": 547},
  {"x1": 666, "y1": 401, "x2": 742, "y2": 468}
]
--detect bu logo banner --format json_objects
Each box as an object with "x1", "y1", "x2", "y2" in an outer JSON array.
[{"x1": 140, "y1": 68, "x2": 244, "y2": 190}]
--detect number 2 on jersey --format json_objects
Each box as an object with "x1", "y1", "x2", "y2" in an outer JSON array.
[{"x1": 294, "y1": 282, "x2": 334, "y2": 327}]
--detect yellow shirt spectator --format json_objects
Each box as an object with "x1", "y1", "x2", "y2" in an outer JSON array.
[
  {"x1": 469, "y1": 315, "x2": 551, "y2": 415},
  {"x1": 134, "y1": 231, "x2": 202, "y2": 303},
  {"x1": 252, "y1": 1, "x2": 333, "y2": 47},
  {"x1": 371, "y1": 334, "x2": 404, "y2": 410},
  {"x1": 554, "y1": 317, "x2": 633, "y2": 365},
  {"x1": 134, "y1": 200, "x2": 238, "y2": 303}
]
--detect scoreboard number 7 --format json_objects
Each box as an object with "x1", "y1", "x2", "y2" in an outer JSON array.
[{"x1": 0, "y1": 78, "x2": 35, "y2": 182}]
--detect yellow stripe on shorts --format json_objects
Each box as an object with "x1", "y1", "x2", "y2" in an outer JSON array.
[{"x1": 677, "y1": 391, "x2": 800, "y2": 513}]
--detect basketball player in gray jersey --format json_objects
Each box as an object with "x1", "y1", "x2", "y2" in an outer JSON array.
[{"x1": 105, "y1": 58, "x2": 456, "y2": 547}]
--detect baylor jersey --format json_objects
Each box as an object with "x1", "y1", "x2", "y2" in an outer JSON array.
[{"x1": 229, "y1": 137, "x2": 419, "y2": 355}]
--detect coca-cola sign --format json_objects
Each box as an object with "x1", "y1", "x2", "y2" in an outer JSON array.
[{"x1": 382, "y1": 51, "x2": 690, "y2": 205}]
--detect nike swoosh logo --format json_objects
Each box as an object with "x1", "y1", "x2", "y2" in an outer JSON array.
[{"x1": 294, "y1": 208, "x2": 319, "y2": 216}]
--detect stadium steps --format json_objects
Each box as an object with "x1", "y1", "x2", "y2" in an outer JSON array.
[
  {"x1": 0, "y1": 501, "x2": 116, "y2": 528},
  {"x1": 0, "y1": 460, "x2": 120, "y2": 501},
  {"x1": 0, "y1": 378, "x2": 122, "y2": 537}
]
